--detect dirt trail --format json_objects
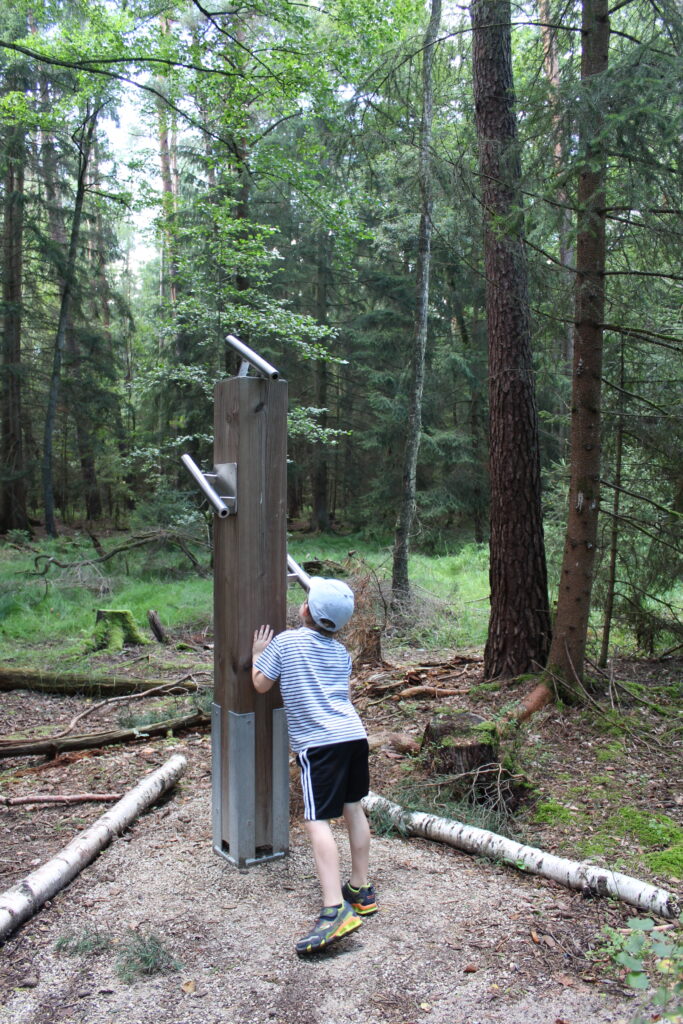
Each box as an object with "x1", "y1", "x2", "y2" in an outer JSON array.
[{"x1": 0, "y1": 736, "x2": 639, "y2": 1024}]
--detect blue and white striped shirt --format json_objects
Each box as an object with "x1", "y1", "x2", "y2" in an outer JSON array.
[{"x1": 255, "y1": 627, "x2": 366, "y2": 753}]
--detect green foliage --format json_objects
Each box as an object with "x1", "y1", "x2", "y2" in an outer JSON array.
[
  {"x1": 366, "y1": 802, "x2": 411, "y2": 838},
  {"x1": 607, "y1": 809, "x2": 683, "y2": 850},
  {"x1": 592, "y1": 915, "x2": 683, "y2": 1022},
  {"x1": 392, "y1": 773, "x2": 521, "y2": 839},
  {"x1": 117, "y1": 698, "x2": 188, "y2": 730},
  {"x1": 115, "y1": 929, "x2": 181, "y2": 984}
]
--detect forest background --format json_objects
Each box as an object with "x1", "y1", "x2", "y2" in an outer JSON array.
[{"x1": 0, "y1": 0, "x2": 682, "y2": 690}]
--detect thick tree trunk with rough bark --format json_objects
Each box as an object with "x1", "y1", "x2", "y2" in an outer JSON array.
[
  {"x1": 471, "y1": 0, "x2": 551, "y2": 679},
  {"x1": 546, "y1": 0, "x2": 610, "y2": 693},
  {"x1": 392, "y1": 0, "x2": 442, "y2": 605}
]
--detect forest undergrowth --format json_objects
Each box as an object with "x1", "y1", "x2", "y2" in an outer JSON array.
[{"x1": 0, "y1": 527, "x2": 681, "y2": 1016}]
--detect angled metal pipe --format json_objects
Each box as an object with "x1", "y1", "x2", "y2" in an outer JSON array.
[{"x1": 226, "y1": 334, "x2": 280, "y2": 380}]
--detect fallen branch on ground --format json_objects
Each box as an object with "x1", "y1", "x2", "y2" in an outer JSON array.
[
  {"x1": 0, "y1": 667, "x2": 206, "y2": 698},
  {"x1": 29, "y1": 531, "x2": 208, "y2": 576},
  {"x1": 0, "y1": 710, "x2": 210, "y2": 758},
  {"x1": 367, "y1": 732, "x2": 420, "y2": 755},
  {"x1": 1, "y1": 792, "x2": 122, "y2": 807},
  {"x1": 392, "y1": 685, "x2": 471, "y2": 700},
  {"x1": 0, "y1": 754, "x2": 187, "y2": 942},
  {"x1": 49, "y1": 682, "x2": 200, "y2": 740},
  {"x1": 362, "y1": 792, "x2": 681, "y2": 920}
]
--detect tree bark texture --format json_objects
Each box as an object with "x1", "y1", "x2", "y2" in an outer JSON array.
[
  {"x1": 362, "y1": 793, "x2": 680, "y2": 919},
  {"x1": 392, "y1": 0, "x2": 442, "y2": 603},
  {"x1": 471, "y1": 0, "x2": 551, "y2": 678},
  {"x1": 0, "y1": 84, "x2": 29, "y2": 534},
  {"x1": 546, "y1": 0, "x2": 609, "y2": 691},
  {"x1": 539, "y1": 0, "x2": 574, "y2": 381},
  {"x1": 0, "y1": 755, "x2": 187, "y2": 941}
]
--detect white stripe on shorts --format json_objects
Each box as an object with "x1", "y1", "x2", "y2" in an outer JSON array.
[{"x1": 299, "y1": 749, "x2": 316, "y2": 820}]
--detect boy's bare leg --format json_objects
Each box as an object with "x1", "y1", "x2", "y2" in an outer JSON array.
[
  {"x1": 343, "y1": 801, "x2": 370, "y2": 888},
  {"x1": 304, "y1": 819, "x2": 344, "y2": 907}
]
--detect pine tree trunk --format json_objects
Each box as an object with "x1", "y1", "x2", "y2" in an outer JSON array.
[
  {"x1": 471, "y1": 0, "x2": 551, "y2": 678},
  {"x1": 539, "y1": 0, "x2": 574, "y2": 384},
  {"x1": 599, "y1": 340, "x2": 624, "y2": 666},
  {"x1": 310, "y1": 232, "x2": 332, "y2": 531},
  {"x1": 392, "y1": 0, "x2": 442, "y2": 605},
  {"x1": 0, "y1": 81, "x2": 29, "y2": 534},
  {"x1": 42, "y1": 109, "x2": 98, "y2": 537},
  {"x1": 546, "y1": 0, "x2": 610, "y2": 693}
]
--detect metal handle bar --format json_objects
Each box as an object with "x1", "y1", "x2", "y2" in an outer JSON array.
[
  {"x1": 226, "y1": 334, "x2": 280, "y2": 380},
  {"x1": 286, "y1": 554, "x2": 311, "y2": 592},
  {"x1": 181, "y1": 454, "x2": 230, "y2": 518}
]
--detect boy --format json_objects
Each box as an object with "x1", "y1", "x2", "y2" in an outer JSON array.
[{"x1": 251, "y1": 577, "x2": 377, "y2": 955}]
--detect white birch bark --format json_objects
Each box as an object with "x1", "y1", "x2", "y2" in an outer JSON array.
[
  {"x1": 362, "y1": 792, "x2": 680, "y2": 919},
  {"x1": 0, "y1": 753, "x2": 187, "y2": 942}
]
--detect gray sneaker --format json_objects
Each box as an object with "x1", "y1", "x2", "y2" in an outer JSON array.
[{"x1": 295, "y1": 901, "x2": 361, "y2": 955}]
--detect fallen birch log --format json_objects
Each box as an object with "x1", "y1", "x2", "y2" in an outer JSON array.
[
  {"x1": 0, "y1": 754, "x2": 187, "y2": 942},
  {"x1": 362, "y1": 792, "x2": 681, "y2": 920}
]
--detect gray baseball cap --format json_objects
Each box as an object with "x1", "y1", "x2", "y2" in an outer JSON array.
[{"x1": 307, "y1": 578, "x2": 354, "y2": 632}]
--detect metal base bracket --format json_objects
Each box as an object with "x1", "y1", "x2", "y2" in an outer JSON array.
[{"x1": 211, "y1": 703, "x2": 289, "y2": 868}]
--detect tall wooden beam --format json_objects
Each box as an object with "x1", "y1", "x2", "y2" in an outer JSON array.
[{"x1": 212, "y1": 376, "x2": 289, "y2": 863}]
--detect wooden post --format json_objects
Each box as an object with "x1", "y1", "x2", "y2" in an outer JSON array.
[{"x1": 212, "y1": 376, "x2": 289, "y2": 865}]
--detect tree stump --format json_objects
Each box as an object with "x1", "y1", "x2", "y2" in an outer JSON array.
[
  {"x1": 421, "y1": 711, "x2": 499, "y2": 779},
  {"x1": 421, "y1": 711, "x2": 526, "y2": 811},
  {"x1": 353, "y1": 626, "x2": 384, "y2": 669},
  {"x1": 92, "y1": 610, "x2": 148, "y2": 652}
]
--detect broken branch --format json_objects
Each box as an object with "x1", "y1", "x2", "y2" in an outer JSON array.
[
  {"x1": 0, "y1": 710, "x2": 209, "y2": 759},
  {"x1": 1, "y1": 792, "x2": 121, "y2": 807}
]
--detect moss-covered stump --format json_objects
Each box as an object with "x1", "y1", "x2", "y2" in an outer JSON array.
[
  {"x1": 92, "y1": 610, "x2": 148, "y2": 652},
  {"x1": 421, "y1": 711, "x2": 527, "y2": 811},
  {"x1": 421, "y1": 711, "x2": 498, "y2": 775}
]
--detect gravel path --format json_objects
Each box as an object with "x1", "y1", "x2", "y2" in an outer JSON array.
[{"x1": 0, "y1": 740, "x2": 639, "y2": 1024}]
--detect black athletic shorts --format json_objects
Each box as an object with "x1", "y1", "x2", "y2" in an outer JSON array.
[{"x1": 296, "y1": 738, "x2": 370, "y2": 821}]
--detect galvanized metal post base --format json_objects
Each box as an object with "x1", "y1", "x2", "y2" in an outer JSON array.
[{"x1": 212, "y1": 703, "x2": 289, "y2": 868}]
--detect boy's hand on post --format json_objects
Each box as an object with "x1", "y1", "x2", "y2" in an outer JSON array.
[{"x1": 252, "y1": 625, "x2": 274, "y2": 660}]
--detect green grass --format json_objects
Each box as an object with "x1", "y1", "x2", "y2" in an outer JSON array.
[
  {"x1": 115, "y1": 929, "x2": 181, "y2": 983},
  {"x1": 532, "y1": 799, "x2": 574, "y2": 826},
  {"x1": 0, "y1": 536, "x2": 212, "y2": 665},
  {"x1": 55, "y1": 927, "x2": 112, "y2": 956},
  {"x1": 287, "y1": 534, "x2": 490, "y2": 649},
  {"x1": 3, "y1": 527, "x2": 673, "y2": 662},
  {"x1": 576, "y1": 808, "x2": 683, "y2": 869}
]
